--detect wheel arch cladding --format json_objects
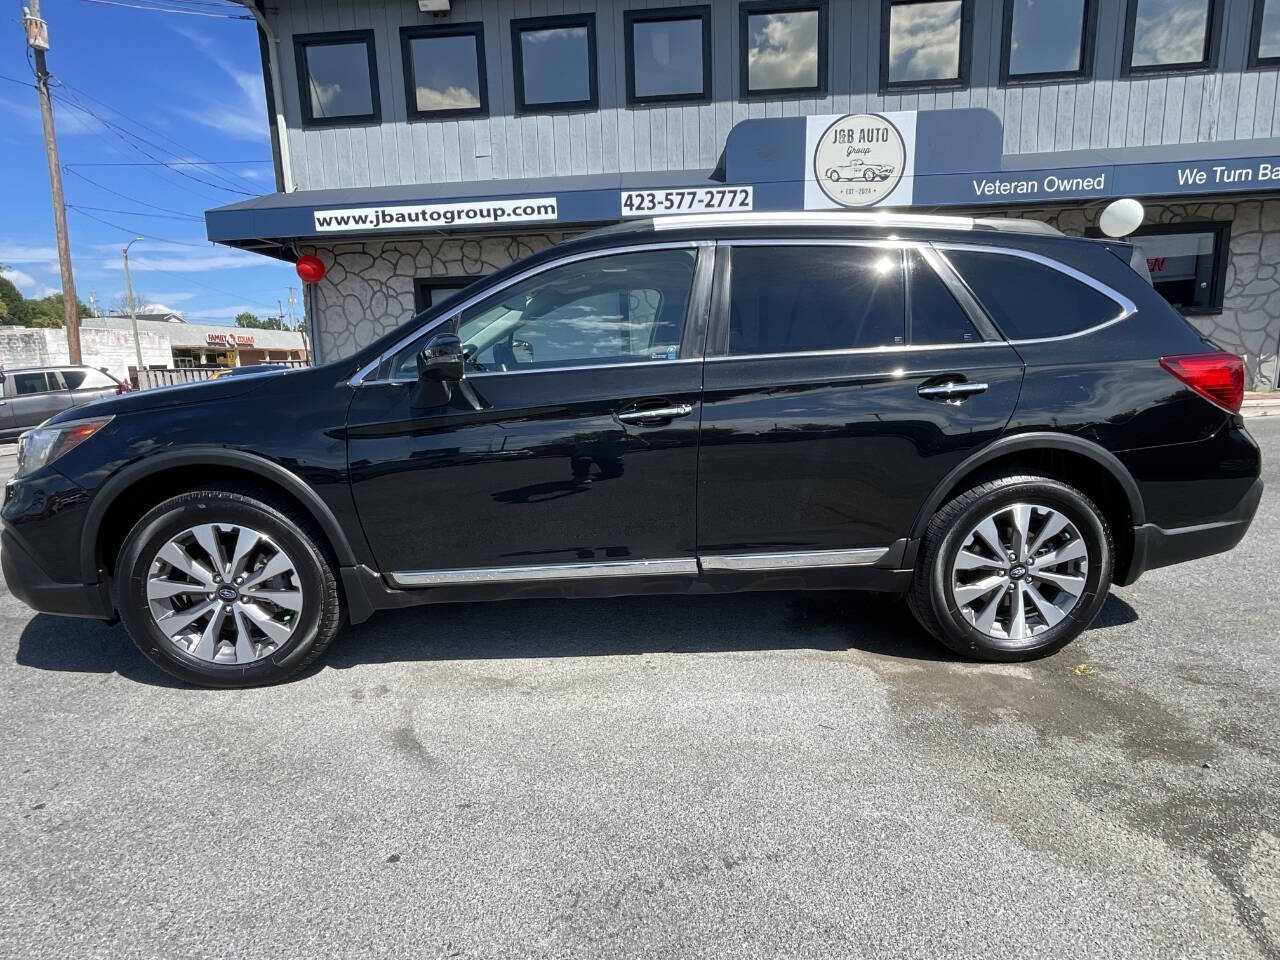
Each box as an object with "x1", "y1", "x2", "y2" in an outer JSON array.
[
  {"x1": 909, "y1": 433, "x2": 1144, "y2": 583},
  {"x1": 85, "y1": 449, "x2": 359, "y2": 584}
]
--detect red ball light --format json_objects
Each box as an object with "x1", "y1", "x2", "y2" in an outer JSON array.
[{"x1": 295, "y1": 254, "x2": 326, "y2": 285}]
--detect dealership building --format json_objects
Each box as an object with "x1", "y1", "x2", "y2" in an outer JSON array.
[{"x1": 211, "y1": 0, "x2": 1280, "y2": 389}]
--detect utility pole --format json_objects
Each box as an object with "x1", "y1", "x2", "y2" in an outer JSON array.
[
  {"x1": 23, "y1": 2, "x2": 81, "y2": 363},
  {"x1": 287, "y1": 286, "x2": 298, "y2": 331},
  {"x1": 122, "y1": 238, "x2": 145, "y2": 383},
  {"x1": 277, "y1": 298, "x2": 285, "y2": 331}
]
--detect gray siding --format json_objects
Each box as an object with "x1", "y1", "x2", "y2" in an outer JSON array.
[{"x1": 272, "y1": 0, "x2": 1280, "y2": 192}]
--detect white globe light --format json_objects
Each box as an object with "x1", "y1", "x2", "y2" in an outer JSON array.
[{"x1": 1098, "y1": 198, "x2": 1145, "y2": 238}]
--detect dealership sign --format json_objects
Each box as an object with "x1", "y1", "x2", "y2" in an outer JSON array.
[
  {"x1": 807, "y1": 113, "x2": 916, "y2": 209},
  {"x1": 206, "y1": 332, "x2": 254, "y2": 348}
]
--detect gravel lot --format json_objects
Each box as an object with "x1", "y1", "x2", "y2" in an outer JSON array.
[{"x1": 0, "y1": 423, "x2": 1277, "y2": 960}]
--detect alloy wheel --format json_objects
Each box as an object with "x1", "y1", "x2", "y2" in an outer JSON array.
[
  {"x1": 145, "y1": 523, "x2": 304, "y2": 664},
  {"x1": 949, "y1": 502, "x2": 1089, "y2": 647}
]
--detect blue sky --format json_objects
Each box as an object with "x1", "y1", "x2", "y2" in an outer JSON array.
[{"x1": 1, "y1": 0, "x2": 294, "y2": 325}]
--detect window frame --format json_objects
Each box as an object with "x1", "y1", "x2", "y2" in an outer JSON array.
[
  {"x1": 1086, "y1": 220, "x2": 1232, "y2": 316},
  {"x1": 12, "y1": 371, "x2": 56, "y2": 396},
  {"x1": 1250, "y1": 0, "x2": 1280, "y2": 68},
  {"x1": 624, "y1": 6, "x2": 713, "y2": 106},
  {"x1": 510, "y1": 13, "x2": 599, "y2": 115},
  {"x1": 293, "y1": 29, "x2": 382, "y2": 129},
  {"x1": 399, "y1": 22, "x2": 488, "y2": 122},
  {"x1": 880, "y1": 0, "x2": 973, "y2": 93},
  {"x1": 999, "y1": 0, "x2": 1098, "y2": 85},
  {"x1": 737, "y1": 0, "x2": 829, "y2": 100},
  {"x1": 1122, "y1": 0, "x2": 1222, "y2": 77}
]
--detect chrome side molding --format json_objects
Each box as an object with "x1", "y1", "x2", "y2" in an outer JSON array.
[
  {"x1": 388, "y1": 558, "x2": 698, "y2": 587},
  {"x1": 388, "y1": 547, "x2": 891, "y2": 587},
  {"x1": 698, "y1": 547, "x2": 889, "y2": 571}
]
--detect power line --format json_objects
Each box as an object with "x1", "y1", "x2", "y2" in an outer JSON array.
[
  {"x1": 67, "y1": 159, "x2": 269, "y2": 167},
  {"x1": 63, "y1": 167, "x2": 207, "y2": 218},
  {"x1": 67, "y1": 206, "x2": 214, "y2": 248},
  {"x1": 69, "y1": 204, "x2": 203, "y2": 222},
  {"x1": 52, "y1": 92, "x2": 256, "y2": 196},
  {"x1": 76, "y1": 0, "x2": 251, "y2": 19}
]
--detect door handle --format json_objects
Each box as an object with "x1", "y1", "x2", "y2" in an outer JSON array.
[
  {"x1": 617, "y1": 403, "x2": 694, "y2": 424},
  {"x1": 918, "y1": 381, "x2": 989, "y2": 400}
]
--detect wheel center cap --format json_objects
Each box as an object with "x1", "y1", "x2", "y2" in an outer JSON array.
[
  {"x1": 216, "y1": 585, "x2": 239, "y2": 603},
  {"x1": 1009, "y1": 564, "x2": 1027, "y2": 580}
]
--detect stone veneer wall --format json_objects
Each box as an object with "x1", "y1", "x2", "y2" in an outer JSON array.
[
  {"x1": 994, "y1": 198, "x2": 1280, "y2": 391},
  {"x1": 301, "y1": 233, "x2": 574, "y2": 362}
]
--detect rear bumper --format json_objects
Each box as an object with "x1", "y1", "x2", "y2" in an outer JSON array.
[
  {"x1": 1120, "y1": 477, "x2": 1263, "y2": 585},
  {"x1": 1, "y1": 527, "x2": 115, "y2": 621}
]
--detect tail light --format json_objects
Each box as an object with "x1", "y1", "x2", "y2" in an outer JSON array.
[{"x1": 1159, "y1": 352, "x2": 1245, "y2": 414}]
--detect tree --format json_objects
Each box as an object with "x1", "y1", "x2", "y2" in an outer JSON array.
[
  {"x1": 236, "y1": 312, "x2": 262, "y2": 328},
  {"x1": 0, "y1": 269, "x2": 23, "y2": 320},
  {"x1": 31, "y1": 293, "x2": 90, "y2": 321},
  {"x1": 109, "y1": 293, "x2": 154, "y2": 316}
]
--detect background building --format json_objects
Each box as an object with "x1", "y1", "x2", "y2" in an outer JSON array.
[
  {"x1": 0, "y1": 316, "x2": 308, "y2": 381},
  {"x1": 212, "y1": 0, "x2": 1280, "y2": 389}
]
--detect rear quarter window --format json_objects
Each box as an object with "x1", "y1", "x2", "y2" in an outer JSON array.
[
  {"x1": 944, "y1": 249, "x2": 1125, "y2": 341},
  {"x1": 63, "y1": 369, "x2": 116, "y2": 389}
]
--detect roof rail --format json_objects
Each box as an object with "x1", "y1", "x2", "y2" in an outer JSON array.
[{"x1": 642, "y1": 210, "x2": 1062, "y2": 236}]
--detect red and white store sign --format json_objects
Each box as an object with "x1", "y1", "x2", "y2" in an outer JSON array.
[{"x1": 206, "y1": 332, "x2": 254, "y2": 348}]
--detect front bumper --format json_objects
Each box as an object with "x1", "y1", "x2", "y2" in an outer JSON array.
[
  {"x1": 1, "y1": 527, "x2": 115, "y2": 621},
  {"x1": 1120, "y1": 477, "x2": 1264, "y2": 585}
]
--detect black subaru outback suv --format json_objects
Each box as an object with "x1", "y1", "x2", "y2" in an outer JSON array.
[{"x1": 2, "y1": 213, "x2": 1263, "y2": 687}]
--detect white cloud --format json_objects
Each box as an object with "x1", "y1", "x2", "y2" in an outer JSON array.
[
  {"x1": 416, "y1": 85, "x2": 481, "y2": 112},
  {"x1": 173, "y1": 26, "x2": 270, "y2": 144},
  {"x1": 1132, "y1": 0, "x2": 1209, "y2": 67},
  {"x1": 0, "y1": 95, "x2": 105, "y2": 137},
  {"x1": 141, "y1": 291, "x2": 198, "y2": 304},
  {"x1": 102, "y1": 251, "x2": 265, "y2": 272},
  {"x1": 747, "y1": 11, "x2": 819, "y2": 90},
  {"x1": 888, "y1": 0, "x2": 962, "y2": 83},
  {"x1": 0, "y1": 267, "x2": 38, "y2": 293},
  {"x1": 138, "y1": 303, "x2": 186, "y2": 318},
  {"x1": 523, "y1": 27, "x2": 587, "y2": 43},
  {"x1": 0, "y1": 245, "x2": 58, "y2": 266}
]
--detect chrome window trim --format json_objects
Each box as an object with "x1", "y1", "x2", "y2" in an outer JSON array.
[
  {"x1": 350, "y1": 240, "x2": 708, "y2": 386},
  {"x1": 917, "y1": 244, "x2": 1003, "y2": 342},
  {"x1": 704, "y1": 340, "x2": 1004, "y2": 364},
  {"x1": 389, "y1": 558, "x2": 698, "y2": 587},
  {"x1": 648, "y1": 211, "x2": 1062, "y2": 236},
  {"x1": 699, "y1": 547, "x2": 889, "y2": 571},
  {"x1": 932, "y1": 242, "x2": 1139, "y2": 344}
]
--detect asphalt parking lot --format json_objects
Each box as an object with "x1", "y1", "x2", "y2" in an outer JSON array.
[{"x1": 0, "y1": 424, "x2": 1277, "y2": 960}]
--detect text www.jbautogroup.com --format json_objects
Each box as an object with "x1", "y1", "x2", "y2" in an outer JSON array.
[{"x1": 313, "y1": 198, "x2": 558, "y2": 232}]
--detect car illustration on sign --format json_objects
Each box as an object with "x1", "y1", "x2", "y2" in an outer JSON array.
[{"x1": 825, "y1": 158, "x2": 896, "y2": 182}]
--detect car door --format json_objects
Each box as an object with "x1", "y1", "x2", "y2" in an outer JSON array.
[
  {"x1": 8, "y1": 372, "x2": 72, "y2": 431},
  {"x1": 696, "y1": 240, "x2": 1024, "y2": 568},
  {"x1": 347, "y1": 243, "x2": 712, "y2": 584}
]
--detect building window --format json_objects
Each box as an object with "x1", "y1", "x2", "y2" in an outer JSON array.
[
  {"x1": 511, "y1": 14, "x2": 597, "y2": 114},
  {"x1": 739, "y1": 2, "x2": 827, "y2": 99},
  {"x1": 400, "y1": 24, "x2": 488, "y2": 120},
  {"x1": 1250, "y1": 0, "x2": 1280, "y2": 67},
  {"x1": 414, "y1": 278, "x2": 473, "y2": 314},
  {"x1": 882, "y1": 0, "x2": 971, "y2": 91},
  {"x1": 1123, "y1": 0, "x2": 1220, "y2": 75},
  {"x1": 625, "y1": 7, "x2": 712, "y2": 105},
  {"x1": 1126, "y1": 223, "x2": 1231, "y2": 315},
  {"x1": 294, "y1": 30, "x2": 381, "y2": 127},
  {"x1": 1001, "y1": 0, "x2": 1096, "y2": 83}
]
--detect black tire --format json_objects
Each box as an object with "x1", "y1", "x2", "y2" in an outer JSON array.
[
  {"x1": 907, "y1": 474, "x2": 1113, "y2": 662},
  {"x1": 116, "y1": 487, "x2": 342, "y2": 687}
]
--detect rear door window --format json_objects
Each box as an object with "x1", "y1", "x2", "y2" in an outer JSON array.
[
  {"x1": 907, "y1": 251, "x2": 981, "y2": 345},
  {"x1": 944, "y1": 249, "x2": 1123, "y2": 340},
  {"x1": 728, "y1": 246, "x2": 905, "y2": 355},
  {"x1": 63, "y1": 369, "x2": 116, "y2": 390},
  {"x1": 12, "y1": 372, "x2": 54, "y2": 395}
]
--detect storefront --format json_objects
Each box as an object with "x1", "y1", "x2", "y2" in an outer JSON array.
[{"x1": 213, "y1": 0, "x2": 1280, "y2": 390}]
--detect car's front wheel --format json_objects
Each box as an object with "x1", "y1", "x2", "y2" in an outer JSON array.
[
  {"x1": 907, "y1": 475, "x2": 1113, "y2": 661},
  {"x1": 116, "y1": 487, "x2": 342, "y2": 687}
]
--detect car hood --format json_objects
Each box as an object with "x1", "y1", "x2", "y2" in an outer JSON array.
[{"x1": 47, "y1": 369, "x2": 288, "y2": 423}]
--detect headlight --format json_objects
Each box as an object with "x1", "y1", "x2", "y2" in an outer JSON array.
[{"x1": 15, "y1": 417, "x2": 113, "y2": 480}]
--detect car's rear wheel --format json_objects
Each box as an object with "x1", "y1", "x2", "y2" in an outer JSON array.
[
  {"x1": 907, "y1": 475, "x2": 1113, "y2": 661},
  {"x1": 116, "y1": 487, "x2": 342, "y2": 687}
]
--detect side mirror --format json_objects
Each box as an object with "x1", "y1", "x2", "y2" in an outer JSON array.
[
  {"x1": 412, "y1": 332, "x2": 464, "y2": 407},
  {"x1": 416, "y1": 332, "x2": 465, "y2": 382}
]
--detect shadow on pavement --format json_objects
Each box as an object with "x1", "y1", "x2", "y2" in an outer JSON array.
[{"x1": 14, "y1": 590, "x2": 1140, "y2": 686}]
